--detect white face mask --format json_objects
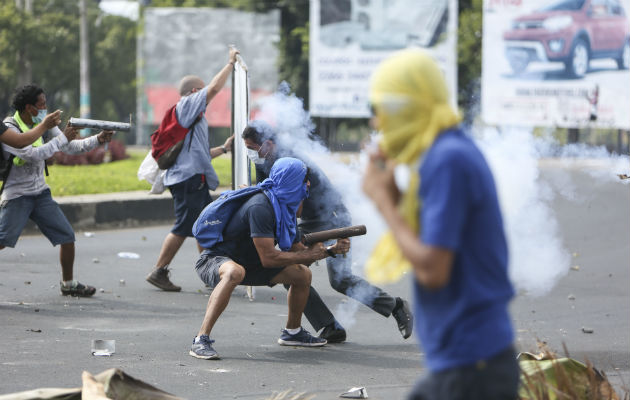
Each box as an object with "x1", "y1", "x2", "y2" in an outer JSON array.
[
  {"x1": 247, "y1": 148, "x2": 265, "y2": 165},
  {"x1": 32, "y1": 108, "x2": 47, "y2": 124}
]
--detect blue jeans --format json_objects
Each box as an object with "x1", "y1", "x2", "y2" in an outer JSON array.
[
  {"x1": 293, "y1": 208, "x2": 397, "y2": 331},
  {"x1": 0, "y1": 189, "x2": 75, "y2": 247}
]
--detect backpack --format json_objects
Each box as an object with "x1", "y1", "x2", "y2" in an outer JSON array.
[
  {"x1": 150, "y1": 105, "x2": 201, "y2": 170},
  {"x1": 0, "y1": 117, "x2": 50, "y2": 196},
  {"x1": 193, "y1": 186, "x2": 263, "y2": 249},
  {"x1": 0, "y1": 143, "x2": 14, "y2": 196}
]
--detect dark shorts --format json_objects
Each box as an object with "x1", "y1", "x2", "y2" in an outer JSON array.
[
  {"x1": 169, "y1": 174, "x2": 212, "y2": 237},
  {"x1": 0, "y1": 189, "x2": 75, "y2": 248},
  {"x1": 195, "y1": 250, "x2": 285, "y2": 289},
  {"x1": 408, "y1": 346, "x2": 520, "y2": 400}
]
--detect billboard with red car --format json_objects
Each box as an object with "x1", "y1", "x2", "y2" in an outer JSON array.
[{"x1": 482, "y1": 0, "x2": 630, "y2": 129}]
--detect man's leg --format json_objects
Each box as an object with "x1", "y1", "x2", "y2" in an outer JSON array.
[
  {"x1": 0, "y1": 195, "x2": 33, "y2": 250},
  {"x1": 197, "y1": 261, "x2": 245, "y2": 336},
  {"x1": 30, "y1": 190, "x2": 94, "y2": 297},
  {"x1": 272, "y1": 265, "x2": 326, "y2": 347},
  {"x1": 327, "y1": 253, "x2": 413, "y2": 339},
  {"x1": 327, "y1": 254, "x2": 395, "y2": 316},
  {"x1": 284, "y1": 284, "x2": 335, "y2": 332},
  {"x1": 60, "y1": 242, "x2": 75, "y2": 281},
  {"x1": 148, "y1": 175, "x2": 212, "y2": 291},
  {"x1": 147, "y1": 233, "x2": 186, "y2": 291},
  {"x1": 155, "y1": 232, "x2": 186, "y2": 268},
  {"x1": 190, "y1": 259, "x2": 245, "y2": 360}
]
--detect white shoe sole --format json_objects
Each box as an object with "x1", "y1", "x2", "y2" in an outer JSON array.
[
  {"x1": 277, "y1": 338, "x2": 327, "y2": 347},
  {"x1": 189, "y1": 350, "x2": 220, "y2": 359}
]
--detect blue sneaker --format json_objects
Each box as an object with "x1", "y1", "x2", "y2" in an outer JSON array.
[
  {"x1": 278, "y1": 328, "x2": 327, "y2": 347},
  {"x1": 189, "y1": 335, "x2": 220, "y2": 359}
]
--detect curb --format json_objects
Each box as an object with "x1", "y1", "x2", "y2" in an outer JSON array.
[{"x1": 23, "y1": 187, "x2": 230, "y2": 234}]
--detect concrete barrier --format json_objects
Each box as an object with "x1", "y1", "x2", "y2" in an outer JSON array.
[{"x1": 23, "y1": 188, "x2": 229, "y2": 233}]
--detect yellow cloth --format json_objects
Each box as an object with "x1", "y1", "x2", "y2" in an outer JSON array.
[{"x1": 366, "y1": 49, "x2": 461, "y2": 284}]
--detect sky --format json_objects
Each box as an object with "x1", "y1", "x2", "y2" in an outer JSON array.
[{"x1": 98, "y1": 0, "x2": 139, "y2": 21}]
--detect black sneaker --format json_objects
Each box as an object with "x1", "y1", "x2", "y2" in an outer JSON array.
[
  {"x1": 146, "y1": 266, "x2": 181, "y2": 292},
  {"x1": 60, "y1": 280, "x2": 96, "y2": 297},
  {"x1": 392, "y1": 298, "x2": 413, "y2": 339},
  {"x1": 319, "y1": 321, "x2": 346, "y2": 343},
  {"x1": 278, "y1": 328, "x2": 327, "y2": 347},
  {"x1": 189, "y1": 335, "x2": 219, "y2": 360}
]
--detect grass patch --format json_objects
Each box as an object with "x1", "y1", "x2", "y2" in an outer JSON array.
[{"x1": 46, "y1": 149, "x2": 234, "y2": 197}]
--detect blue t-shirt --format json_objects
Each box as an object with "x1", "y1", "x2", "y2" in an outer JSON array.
[{"x1": 415, "y1": 128, "x2": 514, "y2": 372}]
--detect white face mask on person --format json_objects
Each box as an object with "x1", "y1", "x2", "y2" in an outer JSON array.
[
  {"x1": 32, "y1": 108, "x2": 47, "y2": 124},
  {"x1": 247, "y1": 148, "x2": 265, "y2": 165}
]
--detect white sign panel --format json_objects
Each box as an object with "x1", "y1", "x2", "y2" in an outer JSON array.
[
  {"x1": 310, "y1": 0, "x2": 458, "y2": 118},
  {"x1": 482, "y1": 0, "x2": 630, "y2": 129}
]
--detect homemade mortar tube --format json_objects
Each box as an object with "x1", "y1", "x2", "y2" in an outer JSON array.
[
  {"x1": 302, "y1": 225, "x2": 367, "y2": 246},
  {"x1": 68, "y1": 118, "x2": 131, "y2": 132}
]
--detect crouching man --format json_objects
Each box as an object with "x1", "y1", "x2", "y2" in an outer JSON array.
[{"x1": 189, "y1": 157, "x2": 350, "y2": 359}]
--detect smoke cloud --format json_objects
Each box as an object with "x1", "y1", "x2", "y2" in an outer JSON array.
[{"x1": 252, "y1": 82, "x2": 629, "y2": 324}]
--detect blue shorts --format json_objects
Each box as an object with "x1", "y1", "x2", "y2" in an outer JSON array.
[
  {"x1": 168, "y1": 174, "x2": 212, "y2": 237},
  {"x1": 0, "y1": 189, "x2": 75, "y2": 248}
]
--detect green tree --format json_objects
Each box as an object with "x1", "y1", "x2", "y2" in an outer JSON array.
[
  {"x1": 0, "y1": 0, "x2": 136, "y2": 131},
  {"x1": 458, "y1": 0, "x2": 483, "y2": 121}
]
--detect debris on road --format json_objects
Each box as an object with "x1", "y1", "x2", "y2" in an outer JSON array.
[
  {"x1": 92, "y1": 258, "x2": 100, "y2": 263},
  {"x1": 581, "y1": 327, "x2": 594, "y2": 334},
  {"x1": 91, "y1": 339, "x2": 116, "y2": 356},
  {"x1": 568, "y1": 294, "x2": 576, "y2": 300},
  {"x1": 117, "y1": 252, "x2": 140, "y2": 259},
  {"x1": 340, "y1": 387, "x2": 368, "y2": 398},
  {"x1": 571, "y1": 265, "x2": 580, "y2": 271},
  {"x1": 84, "y1": 232, "x2": 95, "y2": 238}
]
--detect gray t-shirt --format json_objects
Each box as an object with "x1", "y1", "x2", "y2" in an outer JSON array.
[{"x1": 163, "y1": 87, "x2": 220, "y2": 189}]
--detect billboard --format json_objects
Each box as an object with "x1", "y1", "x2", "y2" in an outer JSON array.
[
  {"x1": 482, "y1": 0, "x2": 630, "y2": 129},
  {"x1": 137, "y1": 8, "x2": 280, "y2": 144},
  {"x1": 309, "y1": 0, "x2": 458, "y2": 118}
]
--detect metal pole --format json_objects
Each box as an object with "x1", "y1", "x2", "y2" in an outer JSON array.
[
  {"x1": 16, "y1": 0, "x2": 32, "y2": 86},
  {"x1": 79, "y1": 0, "x2": 91, "y2": 136}
]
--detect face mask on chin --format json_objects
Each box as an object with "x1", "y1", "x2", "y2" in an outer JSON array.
[
  {"x1": 247, "y1": 148, "x2": 265, "y2": 165},
  {"x1": 31, "y1": 108, "x2": 47, "y2": 124}
]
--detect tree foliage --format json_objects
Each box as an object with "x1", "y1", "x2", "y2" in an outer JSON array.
[
  {"x1": 0, "y1": 0, "x2": 135, "y2": 127},
  {"x1": 1, "y1": 0, "x2": 482, "y2": 143}
]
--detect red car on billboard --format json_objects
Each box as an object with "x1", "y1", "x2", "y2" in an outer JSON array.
[{"x1": 503, "y1": 0, "x2": 630, "y2": 78}]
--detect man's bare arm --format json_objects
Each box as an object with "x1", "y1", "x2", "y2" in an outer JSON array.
[
  {"x1": 0, "y1": 110, "x2": 61, "y2": 148},
  {"x1": 206, "y1": 47, "x2": 239, "y2": 104},
  {"x1": 253, "y1": 237, "x2": 350, "y2": 268}
]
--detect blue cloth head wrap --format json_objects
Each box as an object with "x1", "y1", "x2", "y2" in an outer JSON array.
[{"x1": 258, "y1": 157, "x2": 309, "y2": 250}]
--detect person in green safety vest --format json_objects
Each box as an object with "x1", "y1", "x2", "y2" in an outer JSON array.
[{"x1": 0, "y1": 84, "x2": 114, "y2": 297}]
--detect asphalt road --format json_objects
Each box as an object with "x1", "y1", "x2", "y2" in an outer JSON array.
[{"x1": 0, "y1": 164, "x2": 628, "y2": 399}]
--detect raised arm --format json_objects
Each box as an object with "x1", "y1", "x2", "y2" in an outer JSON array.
[
  {"x1": 206, "y1": 47, "x2": 239, "y2": 104},
  {"x1": 362, "y1": 151, "x2": 454, "y2": 290},
  {"x1": 0, "y1": 110, "x2": 62, "y2": 148}
]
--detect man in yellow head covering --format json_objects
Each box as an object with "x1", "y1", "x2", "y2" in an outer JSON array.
[{"x1": 362, "y1": 49, "x2": 519, "y2": 399}]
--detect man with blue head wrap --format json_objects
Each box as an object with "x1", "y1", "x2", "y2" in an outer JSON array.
[
  {"x1": 190, "y1": 157, "x2": 350, "y2": 359},
  {"x1": 242, "y1": 121, "x2": 413, "y2": 344}
]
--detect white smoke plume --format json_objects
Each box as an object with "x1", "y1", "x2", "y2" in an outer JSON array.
[
  {"x1": 253, "y1": 82, "x2": 630, "y2": 320},
  {"x1": 475, "y1": 126, "x2": 629, "y2": 296},
  {"x1": 254, "y1": 83, "x2": 387, "y2": 328}
]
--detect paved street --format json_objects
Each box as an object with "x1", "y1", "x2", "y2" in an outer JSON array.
[{"x1": 0, "y1": 164, "x2": 628, "y2": 399}]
